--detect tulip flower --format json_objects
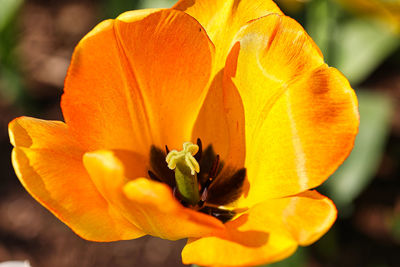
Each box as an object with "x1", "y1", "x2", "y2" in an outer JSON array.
[{"x1": 9, "y1": 0, "x2": 359, "y2": 266}]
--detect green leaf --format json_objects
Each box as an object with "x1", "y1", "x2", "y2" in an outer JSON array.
[
  {"x1": 392, "y1": 213, "x2": 400, "y2": 242},
  {"x1": 137, "y1": 0, "x2": 176, "y2": 9},
  {"x1": 0, "y1": 0, "x2": 24, "y2": 105},
  {"x1": 323, "y1": 90, "x2": 393, "y2": 212},
  {"x1": 331, "y1": 18, "x2": 400, "y2": 85},
  {"x1": 306, "y1": 0, "x2": 338, "y2": 60},
  {"x1": 0, "y1": 0, "x2": 23, "y2": 33},
  {"x1": 0, "y1": 65, "x2": 23, "y2": 103},
  {"x1": 305, "y1": 0, "x2": 400, "y2": 85},
  {"x1": 100, "y1": 0, "x2": 140, "y2": 19}
]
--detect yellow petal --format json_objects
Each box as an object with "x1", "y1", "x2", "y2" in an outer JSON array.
[
  {"x1": 61, "y1": 9, "x2": 214, "y2": 154},
  {"x1": 182, "y1": 191, "x2": 336, "y2": 266},
  {"x1": 174, "y1": 0, "x2": 283, "y2": 67},
  {"x1": 83, "y1": 150, "x2": 225, "y2": 240},
  {"x1": 177, "y1": 0, "x2": 282, "y2": 170},
  {"x1": 223, "y1": 13, "x2": 359, "y2": 205},
  {"x1": 9, "y1": 117, "x2": 144, "y2": 241},
  {"x1": 281, "y1": 190, "x2": 337, "y2": 246}
]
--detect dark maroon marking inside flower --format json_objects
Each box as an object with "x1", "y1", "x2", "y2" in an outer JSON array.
[{"x1": 149, "y1": 138, "x2": 246, "y2": 223}]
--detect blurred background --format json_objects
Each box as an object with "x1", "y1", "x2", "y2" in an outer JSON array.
[{"x1": 0, "y1": 0, "x2": 399, "y2": 266}]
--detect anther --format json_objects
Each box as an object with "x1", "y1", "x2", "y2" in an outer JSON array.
[
  {"x1": 148, "y1": 170, "x2": 162, "y2": 182},
  {"x1": 202, "y1": 177, "x2": 214, "y2": 193},
  {"x1": 201, "y1": 187, "x2": 208, "y2": 202},
  {"x1": 211, "y1": 209, "x2": 236, "y2": 223},
  {"x1": 209, "y1": 154, "x2": 220, "y2": 178},
  {"x1": 200, "y1": 155, "x2": 219, "y2": 196},
  {"x1": 194, "y1": 138, "x2": 202, "y2": 162}
]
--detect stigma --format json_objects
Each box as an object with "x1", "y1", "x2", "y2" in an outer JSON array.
[{"x1": 166, "y1": 142, "x2": 200, "y2": 175}]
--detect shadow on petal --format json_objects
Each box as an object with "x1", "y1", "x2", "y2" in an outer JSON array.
[{"x1": 223, "y1": 214, "x2": 270, "y2": 247}]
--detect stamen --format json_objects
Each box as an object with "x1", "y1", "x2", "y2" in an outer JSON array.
[
  {"x1": 148, "y1": 170, "x2": 162, "y2": 182},
  {"x1": 201, "y1": 177, "x2": 213, "y2": 194},
  {"x1": 194, "y1": 138, "x2": 202, "y2": 162},
  {"x1": 211, "y1": 210, "x2": 236, "y2": 223},
  {"x1": 205, "y1": 168, "x2": 246, "y2": 205},
  {"x1": 165, "y1": 145, "x2": 170, "y2": 154},
  {"x1": 199, "y1": 154, "x2": 219, "y2": 193},
  {"x1": 204, "y1": 203, "x2": 248, "y2": 213},
  {"x1": 210, "y1": 155, "x2": 220, "y2": 178},
  {"x1": 201, "y1": 187, "x2": 208, "y2": 202},
  {"x1": 198, "y1": 206, "x2": 237, "y2": 223},
  {"x1": 149, "y1": 146, "x2": 175, "y2": 187}
]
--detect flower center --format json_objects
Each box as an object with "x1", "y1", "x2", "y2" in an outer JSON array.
[{"x1": 148, "y1": 139, "x2": 246, "y2": 223}]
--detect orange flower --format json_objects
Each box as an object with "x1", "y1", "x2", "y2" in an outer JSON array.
[{"x1": 8, "y1": 0, "x2": 359, "y2": 266}]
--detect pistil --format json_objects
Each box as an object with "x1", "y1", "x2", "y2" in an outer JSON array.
[{"x1": 166, "y1": 142, "x2": 201, "y2": 206}]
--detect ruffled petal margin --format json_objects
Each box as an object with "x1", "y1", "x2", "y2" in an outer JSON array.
[
  {"x1": 174, "y1": 0, "x2": 283, "y2": 67},
  {"x1": 182, "y1": 190, "x2": 336, "y2": 266},
  {"x1": 223, "y1": 13, "x2": 359, "y2": 206},
  {"x1": 61, "y1": 9, "x2": 215, "y2": 154}
]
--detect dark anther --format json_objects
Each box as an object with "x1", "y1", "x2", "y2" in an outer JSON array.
[
  {"x1": 199, "y1": 207, "x2": 236, "y2": 223},
  {"x1": 196, "y1": 186, "x2": 208, "y2": 209},
  {"x1": 201, "y1": 177, "x2": 214, "y2": 196},
  {"x1": 209, "y1": 154, "x2": 220, "y2": 179},
  {"x1": 205, "y1": 168, "x2": 246, "y2": 206},
  {"x1": 194, "y1": 138, "x2": 202, "y2": 162},
  {"x1": 165, "y1": 145, "x2": 170, "y2": 154},
  {"x1": 149, "y1": 146, "x2": 175, "y2": 188},
  {"x1": 148, "y1": 170, "x2": 162, "y2": 182},
  {"x1": 211, "y1": 209, "x2": 236, "y2": 223},
  {"x1": 197, "y1": 146, "x2": 223, "y2": 186},
  {"x1": 200, "y1": 187, "x2": 208, "y2": 201}
]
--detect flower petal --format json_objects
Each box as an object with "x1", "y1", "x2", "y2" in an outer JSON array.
[
  {"x1": 182, "y1": 190, "x2": 336, "y2": 266},
  {"x1": 83, "y1": 150, "x2": 225, "y2": 240},
  {"x1": 9, "y1": 117, "x2": 144, "y2": 241},
  {"x1": 280, "y1": 190, "x2": 337, "y2": 246},
  {"x1": 224, "y1": 13, "x2": 359, "y2": 205},
  {"x1": 174, "y1": 0, "x2": 283, "y2": 66},
  {"x1": 61, "y1": 9, "x2": 214, "y2": 154},
  {"x1": 191, "y1": 69, "x2": 246, "y2": 172}
]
